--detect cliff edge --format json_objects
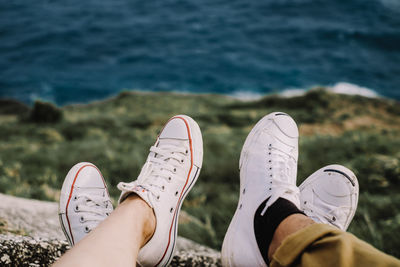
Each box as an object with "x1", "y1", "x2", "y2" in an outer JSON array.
[{"x1": 0, "y1": 193, "x2": 221, "y2": 266}]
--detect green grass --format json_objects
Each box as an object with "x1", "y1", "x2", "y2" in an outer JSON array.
[{"x1": 0, "y1": 89, "x2": 399, "y2": 257}]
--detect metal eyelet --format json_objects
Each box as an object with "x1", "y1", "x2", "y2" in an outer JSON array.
[
  {"x1": 175, "y1": 191, "x2": 178, "y2": 196},
  {"x1": 168, "y1": 177, "x2": 172, "y2": 181},
  {"x1": 173, "y1": 168, "x2": 177, "y2": 173},
  {"x1": 84, "y1": 226, "x2": 90, "y2": 233},
  {"x1": 269, "y1": 167, "x2": 272, "y2": 170},
  {"x1": 80, "y1": 216, "x2": 84, "y2": 223},
  {"x1": 106, "y1": 212, "x2": 110, "y2": 216},
  {"x1": 74, "y1": 196, "x2": 78, "y2": 201},
  {"x1": 161, "y1": 185, "x2": 165, "y2": 191},
  {"x1": 157, "y1": 195, "x2": 160, "y2": 201},
  {"x1": 181, "y1": 159, "x2": 184, "y2": 163},
  {"x1": 185, "y1": 150, "x2": 188, "y2": 154},
  {"x1": 74, "y1": 205, "x2": 79, "y2": 211},
  {"x1": 170, "y1": 207, "x2": 173, "y2": 213},
  {"x1": 332, "y1": 217, "x2": 336, "y2": 221}
]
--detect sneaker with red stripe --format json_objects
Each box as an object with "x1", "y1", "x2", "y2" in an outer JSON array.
[
  {"x1": 59, "y1": 162, "x2": 113, "y2": 246},
  {"x1": 117, "y1": 114, "x2": 203, "y2": 267}
]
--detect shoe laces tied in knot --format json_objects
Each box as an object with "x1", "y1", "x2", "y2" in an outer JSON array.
[
  {"x1": 303, "y1": 200, "x2": 350, "y2": 228},
  {"x1": 118, "y1": 143, "x2": 188, "y2": 203}
]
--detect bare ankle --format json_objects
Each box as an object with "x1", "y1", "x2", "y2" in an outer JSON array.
[
  {"x1": 268, "y1": 214, "x2": 315, "y2": 260},
  {"x1": 122, "y1": 194, "x2": 156, "y2": 246}
]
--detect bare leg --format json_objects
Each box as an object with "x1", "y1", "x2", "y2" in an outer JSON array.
[
  {"x1": 54, "y1": 195, "x2": 155, "y2": 267},
  {"x1": 268, "y1": 213, "x2": 315, "y2": 261}
]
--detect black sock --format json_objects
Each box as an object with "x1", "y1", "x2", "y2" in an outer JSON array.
[{"x1": 254, "y1": 197, "x2": 304, "y2": 264}]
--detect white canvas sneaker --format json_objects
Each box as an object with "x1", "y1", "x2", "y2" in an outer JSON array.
[
  {"x1": 59, "y1": 162, "x2": 113, "y2": 246},
  {"x1": 117, "y1": 115, "x2": 203, "y2": 267},
  {"x1": 299, "y1": 164, "x2": 359, "y2": 231},
  {"x1": 221, "y1": 112, "x2": 300, "y2": 267}
]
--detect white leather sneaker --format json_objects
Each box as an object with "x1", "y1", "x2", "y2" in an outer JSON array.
[
  {"x1": 299, "y1": 164, "x2": 359, "y2": 231},
  {"x1": 221, "y1": 112, "x2": 300, "y2": 267},
  {"x1": 59, "y1": 162, "x2": 113, "y2": 246},
  {"x1": 117, "y1": 115, "x2": 203, "y2": 267}
]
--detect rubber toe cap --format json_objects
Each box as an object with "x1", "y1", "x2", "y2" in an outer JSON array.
[
  {"x1": 159, "y1": 117, "x2": 189, "y2": 140},
  {"x1": 273, "y1": 113, "x2": 299, "y2": 138},
  {"x1": 73, "y1": 164, "x2": 105, "y2": 188}
]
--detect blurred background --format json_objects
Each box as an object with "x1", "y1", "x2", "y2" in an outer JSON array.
[
  {"x1": 0, "y1": 0, "x2": 400, "y2": 259},
  {"x1": 1, "y1": 0, "x2": 400, "y2": 104}
]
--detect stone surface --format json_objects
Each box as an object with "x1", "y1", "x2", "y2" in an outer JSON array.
[
  {"x1": 0, "y1": 234, "x2": 68, "y2": 267},
  {"x1": 0, "y1": 193, "x2": 221, "y2": 266},
  {"x1": 0, "y1": 194, "x2": 63, "y2": 240}
]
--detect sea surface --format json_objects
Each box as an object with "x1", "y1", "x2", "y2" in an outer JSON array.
[{"x1": 1, "y1": 0, "x2": 400, "y2": 105}]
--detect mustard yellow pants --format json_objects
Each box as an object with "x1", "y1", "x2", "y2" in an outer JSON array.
[{"x1": 270, "y1": 223, "x2": 400, "y2": 267}]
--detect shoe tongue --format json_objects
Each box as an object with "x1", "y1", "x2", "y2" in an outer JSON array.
[
  {"x1": 78, "y1": 188, "x2": 108, "y2": 208},
  {"x1": 76, "y1": 187, "x2": 106, "y2": 196},
  {"x1": 153, "y1": 139, "x2": 185, "y2": 162},
  {"x1": 157, "y1": 138, "x2": 184, "y2": 147},
  {"x1": 134, "y1": 188, "x2": 154, "y2": 209}
]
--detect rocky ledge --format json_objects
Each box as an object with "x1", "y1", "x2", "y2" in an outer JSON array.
[{"x1": 0, "y1": 193, "x2": 221, "y2": 266}]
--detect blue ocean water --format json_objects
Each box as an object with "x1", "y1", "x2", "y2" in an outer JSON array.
[{"x1": 1, "y1": 0, "x2": 400, "y2": 105}]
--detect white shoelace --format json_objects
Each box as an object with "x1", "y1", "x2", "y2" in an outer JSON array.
[
  {"x1": 75, "y1": 193, "x2": 112, "y2": 232},
  {"x1": 303, "y1": 200, "x2": 351, "y2": 228},
  {"x1": 261, "y1": 146, "x2": 299, "y2": 215},
  {"x1": 118, "y1": 143, "x2": 187, "y2": 201}
]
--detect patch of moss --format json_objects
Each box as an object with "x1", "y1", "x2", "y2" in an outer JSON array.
[{"x1": 0, "y1": 218, "x2": 27, "y2": 236}]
